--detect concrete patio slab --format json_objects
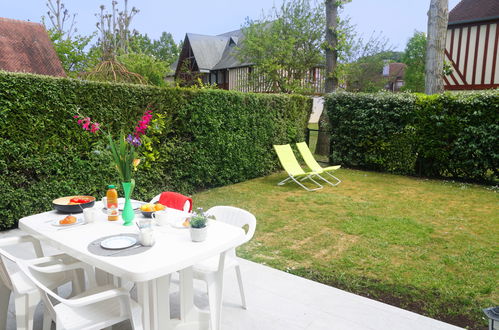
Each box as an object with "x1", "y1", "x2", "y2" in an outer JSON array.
[{"x1": 2, "y1": 229, "x2": 463, "y2": 330}]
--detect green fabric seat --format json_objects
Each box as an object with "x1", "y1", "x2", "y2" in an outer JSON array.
[
  {"x1": 296, "y1": 142, "x2": 341, "y2": 186},
  {"x1": 273, "y1": 144, "x2": 323, "y2": 191}
]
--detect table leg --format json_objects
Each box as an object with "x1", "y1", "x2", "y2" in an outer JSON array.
[
  {"x1": 156, "y1": 274, "x2": 172, "y2": 329},
  {"x1": 137, "y1": 281, "x2": 151, "y2": 330},
  {"x1": 178, "y1": 267, "x2": 210, "y2": 330},
  {"x1": 179, "y1": 267, "x2": 195, "y2": 323}
]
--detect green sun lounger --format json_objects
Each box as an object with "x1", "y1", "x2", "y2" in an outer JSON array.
[
  {"x1": 273, "y1": 144, "x2": 323, "y2": 191},
  {"x1": 296, "y1": 142, "x2": 341, "y2": 186}
]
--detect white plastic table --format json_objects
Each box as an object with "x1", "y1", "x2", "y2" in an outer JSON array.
[{"x1": 19, "y1": 203, "x2": 246, "y2": 330}]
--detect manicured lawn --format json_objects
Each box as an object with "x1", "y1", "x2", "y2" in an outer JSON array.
[{"x1": 193, "y1": 168, "x2": 498, "y2": 329}]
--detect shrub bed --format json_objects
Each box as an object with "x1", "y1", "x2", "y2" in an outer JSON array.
[
  {"x1": 325, "y1": 91, "x2": 499, "y2": 182},
  {"x1": 0, "y1": 71, "x2": 311, "y2": 230}
]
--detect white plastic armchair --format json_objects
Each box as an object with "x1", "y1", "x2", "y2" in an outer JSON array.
[
  {"x1": 193, "y1": 206, "x2": 256, "y2": 330},
  {"x1": 0, "y1": 235, "x2": 84, "y2": 330},
  {"x1": 18, "y1": 260, "x2": 143, "y2": 330}
]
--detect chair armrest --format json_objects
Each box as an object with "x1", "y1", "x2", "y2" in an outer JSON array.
[
  {"x1": 25, "y1": 253, "x2": 74, "y2": 266},
  {"x1": 0, "y1": 235, "x2": 44, "y2": 258},
  {"x1": 64, "y1": 287, "x2": 130, "y2": 307},
  {"x1": 28, "y1": 258, "x2": 97, "y2": 288},
  {"x1": 29, "y1": 261, "x2": 88, "y2": 274}
]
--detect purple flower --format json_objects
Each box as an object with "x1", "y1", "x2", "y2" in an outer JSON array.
[{"x1": 126, "y1": 134, "x2": 142, "y2": 147}]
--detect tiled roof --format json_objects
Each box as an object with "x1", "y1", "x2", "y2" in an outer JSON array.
[
  {"x1": 186, "y1": 33, "x2": 230, "y2": 71},
  {"x1": 449, "y1": 0, "x2": 499, "y2": 24},
  {"x1": 388, "y1": 63, "x2": 406, "y2": 79},
  {"x1": 0, "y1": 17, "x2": 66, "y2": 77}
]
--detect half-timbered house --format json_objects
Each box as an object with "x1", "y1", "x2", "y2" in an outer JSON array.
[
  {"x1": 174, "y1": 29, "x2": 325, "y2": 94},
  {"x1": 445, "y1": 0, "x2": 499, "y2": 90}
]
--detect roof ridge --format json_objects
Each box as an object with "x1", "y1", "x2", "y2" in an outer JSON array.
[{"x1": 0, "y1": 17, "x2": 44, "y2": 27}]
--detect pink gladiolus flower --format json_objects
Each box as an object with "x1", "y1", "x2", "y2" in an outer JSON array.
[
  {"x1": 75, "y1": 115, "x2": 101, "y2": 134},
  {"x1": 90, "y1": 123, "x2": 100, "y2": 133},
  {"x1": 133, "y1": 109, "x2": 153, "y2": 138}
]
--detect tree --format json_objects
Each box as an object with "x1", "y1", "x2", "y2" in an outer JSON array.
[
  {"x1": 342, "y1": 32, "x2": 394, "y2": 92},
  {"x1": 316, "y1": 0, "x2": 351, "y2": 156},
  {"x1": 45, "y1": 0, "x2": 76, "y2": 39},
  {"x1": 425, "y1": 0, "x2": 448, "y2": 94},
  {"x1": 95, "y1": 0, "x2": 139, "y2": 60},
  {"x1": 43, "y1": 0, "x2": 98, "y2": 76},
  {"x1": 117, "y1": 53, "x2": 170, "y2": 86},
  {"x1": 237, "y1": 0, "x2": 325, "y2": 94},
  {"x1": 48, "y1": 31, "x2": 99, "y2": 75},
  {"x1": 401, "y1": 31, "x2": 426, "y2": 92},
  {"x1": 130, "y1": 32, "x2": 180, "y2": 66}
]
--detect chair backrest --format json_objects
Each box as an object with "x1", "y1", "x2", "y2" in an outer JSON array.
[
  {"x1": 206, "y1": 206, "x2": 256, "y2": 244},
  {"x1": 150, "y1": 191, "x2": 192, "y2": 212},
  {"x1": 16, "y1": 261, "x2": 64, "y2": 318},
  {"x1": 273, "y1": 144, "x2": 306, "y2": 177},
  {"x1": 296, "y1": 142, "x2": 322, "y2": 172},
  {"x1": 0, "y1": 236, "x2": 43, "y2": 292}
]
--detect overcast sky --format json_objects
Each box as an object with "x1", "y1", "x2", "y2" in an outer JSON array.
[{"x1": 2, "y1": 0, "x2": 461, "y2": 51}]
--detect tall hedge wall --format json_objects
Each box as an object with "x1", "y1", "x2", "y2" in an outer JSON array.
[
  {"x1": 0, "y1": 71, "x2": 311, "y2": 230},
  {"x1": 325, "y1": 91, "x2": 499, "y2": 182}
]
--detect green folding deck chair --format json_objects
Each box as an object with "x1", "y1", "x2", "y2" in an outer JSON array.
[
  {"x1": 273, "y1": 144, "x2": 323, "y2": 191},
  {"x1": 296, "y1": 142, "x2": 341, "y2": 186}
]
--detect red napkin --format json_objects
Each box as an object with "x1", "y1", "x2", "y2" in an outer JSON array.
[{"x1": 158, "y1": 191, "x2": 193, "y2": 212}]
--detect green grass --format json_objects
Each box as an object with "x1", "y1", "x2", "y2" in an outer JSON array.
[{"x1": 193, "y1": 168, "x2": 498, "y2": 329}]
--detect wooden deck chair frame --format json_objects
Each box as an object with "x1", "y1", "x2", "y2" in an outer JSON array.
[
  {"x1": 296, "y1": 142, "x2": 342, "y2": 186},
  {"x1": 273, "y1": 144, "x2": 323, "y2": 191}
]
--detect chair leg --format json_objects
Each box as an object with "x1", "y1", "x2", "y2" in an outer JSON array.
[
  {"x1": 0, "y1": 284, "x2": 11, "y2": 330},
  {"x1": 277, "y1": 176, "x2": 293, "y2": 186},
  {"x1": 235, "y1": 266, "x2": 247, "y2": 309},
  {"x1": 291, "y1": 176, "x2": 322, "y2": 191},
  {"x1": 14, "y1": 292, "x2": 38, "y2": 330},
  {"x1": 322, "y1": 171, "x2": 341, "y2": 186},
  {"x1": 42, "y1": 309, "x2": 52, "y2": 330}
]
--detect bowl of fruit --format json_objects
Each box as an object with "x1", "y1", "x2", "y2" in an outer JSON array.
[
  {"x1": 140, "y1": 203, "x2": 166, "y2": 218},
  {"x1": 52, "y1": 196, "x2": 96, "y2": 214}
]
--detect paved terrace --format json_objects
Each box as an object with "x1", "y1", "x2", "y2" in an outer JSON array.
[{"x1": 3, "y1": 229, "x2": 463, "y2": 330}]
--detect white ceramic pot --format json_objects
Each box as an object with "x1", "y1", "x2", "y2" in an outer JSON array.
[{"x1": 190, "y1": 226, "x2": 207, "y2": 242}]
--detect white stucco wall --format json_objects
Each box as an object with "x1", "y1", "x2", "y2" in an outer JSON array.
[{"x1": 309, "y1": 97, "x2": 324, "y2": 123}]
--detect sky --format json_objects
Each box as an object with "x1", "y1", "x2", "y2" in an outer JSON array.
[{"x1": 1, "y1": 0, "x2": 461, "y2": 51}]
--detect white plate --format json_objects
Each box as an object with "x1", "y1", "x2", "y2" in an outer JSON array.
[
  {"x1": 100, "y1": 236, "x2": 137, "y2": 250},
  {"x1": 51, "y1": 217, "x2": 84, "y2": 227},
  {"x1": 170, "y1": 218, "x2": 191, "y2": 229}
]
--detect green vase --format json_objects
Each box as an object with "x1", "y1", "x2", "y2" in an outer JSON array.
[{"x1": 121, "y1": 181, "x2": 135, "y2": 226}]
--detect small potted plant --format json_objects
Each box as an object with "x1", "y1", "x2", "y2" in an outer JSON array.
[{"x1": 190, "y1": 209, "x2": 208, "y2": 242}]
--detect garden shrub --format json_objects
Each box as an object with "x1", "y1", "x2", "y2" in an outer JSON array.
[
  {"x1": 0, "y1": 71, "x2": 311, "y2": 230},
  {"x1": 325, "y1": 91, "x2": 498, "y2": 182},
  {"x1": 326, "y1": 92, "x2": 418, "y2": 175}
]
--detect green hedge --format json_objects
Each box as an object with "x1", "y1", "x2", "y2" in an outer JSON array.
[
  {"x1": 325, "y1": 91, "x2": 499, "y2": 182},
  {"x1": 0, "y1": 71, "x2": 311, "y2": 230}
]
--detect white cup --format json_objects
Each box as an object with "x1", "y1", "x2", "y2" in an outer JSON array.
[
  {"x1": 139, "y1": 228, "x2": 155, "y2": 246},
  {"x1": 83, "y1": 208, "x2": 97, "y2": 223},
  {"x1": 101, "y1": 197, "x2": 107, "y2": 208},
  {"x1": 152, "y1": 211, "x2": 169, "y2": 226}
]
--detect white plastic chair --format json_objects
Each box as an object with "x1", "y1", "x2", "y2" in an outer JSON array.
[
  {"x1": 17, "y1": 259, "x2": 143, "y2": 330},
  {"x1": 193, "y1": 206, "x2": 256, "y2": 330},
  {"x1": 0, "y1": 235, "x2": 84, "y2": 330}
]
